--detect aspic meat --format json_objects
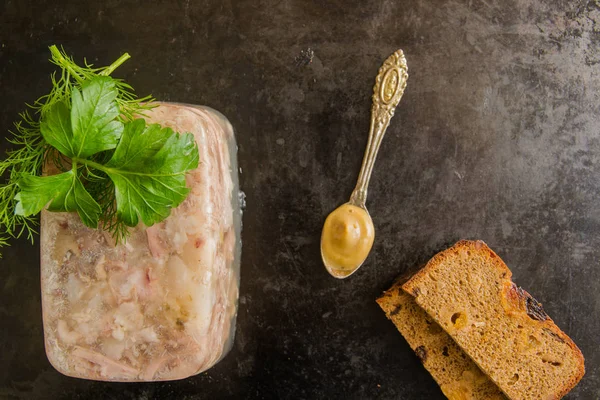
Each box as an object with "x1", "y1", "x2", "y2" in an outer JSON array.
[{"x1": 40, "y1": 104, "x2": 241, "y2": 381}]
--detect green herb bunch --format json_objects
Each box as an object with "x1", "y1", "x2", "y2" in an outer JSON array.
[{"x1": 0, "y1": 45, "x2": 199, "y2": 256}]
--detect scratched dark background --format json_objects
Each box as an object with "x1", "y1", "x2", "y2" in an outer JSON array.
[{"x1": 1, "y1": 0, "x2": 599, "y2": 399}]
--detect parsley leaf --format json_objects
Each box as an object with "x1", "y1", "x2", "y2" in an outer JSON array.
[
  {"x1": 41, "y1": 77, "x2": 124, "y2": 158},
  {"x1": 15, "y1": 172, "x2": 75, "y2": 217},
  {"x1": 104, "y1": 119, "x2": 199, "y2": 227},
  {"x1": 15, "y1": 171, "x2": 102, "y2": 228}
]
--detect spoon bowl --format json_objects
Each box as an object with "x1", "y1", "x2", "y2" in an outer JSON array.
[
  {"x1": 320, "y1": 50, "x2": 408, "y2": 279},
  {"x1": 321, "y1": 201, "x2": 374, "y2": 279}
]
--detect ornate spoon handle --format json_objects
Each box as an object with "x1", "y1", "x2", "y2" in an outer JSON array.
[{"x1": 349, "y1": 50, "x2": 409, "y2": 207}]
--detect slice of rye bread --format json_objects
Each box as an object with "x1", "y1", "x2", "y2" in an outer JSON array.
[
  {"x1": 402, "y1": 240, "x2": 585, "y2": 400},
  {"x1": 377, "y1": 279, "x2": 507, "y2": 400}
]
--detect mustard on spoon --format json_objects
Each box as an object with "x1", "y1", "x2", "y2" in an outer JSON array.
[{"x1": 320, "y1": 49, "x2": 408, "y2": 279}]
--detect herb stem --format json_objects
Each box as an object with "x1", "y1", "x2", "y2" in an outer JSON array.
[
  {"x1": 49, "y1": 45, "x2": 131, "y2": 82},
  {"x1": 73, "y1": 157, "x2": 105, "y2": 173},
  {"x1": 49, "y1": 45, "x2": 84, "y2": 83},
  {"x1": 100, "y1": 53, "x2": 131, "y2": 77}
]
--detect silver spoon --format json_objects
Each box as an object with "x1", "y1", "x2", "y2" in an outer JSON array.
[{"x1": 320, "y1": 50, "x2": 408, "y2": 279}]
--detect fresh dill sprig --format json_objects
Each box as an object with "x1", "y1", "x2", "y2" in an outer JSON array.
[
  {"x1": 46, "y1": 46, "x2": 154, "y2": 121},
  {"x1": 0, "y1": 45, "x2": 158, "y2": 255}
]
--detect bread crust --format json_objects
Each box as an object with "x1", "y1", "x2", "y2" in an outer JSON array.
[{"x1": 402, "y1": 240, "x2": 585, "y2": 400}]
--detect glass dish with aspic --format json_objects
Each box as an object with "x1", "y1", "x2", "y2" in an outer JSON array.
[{"x1": 40, "y1": 103, "x2": 241, "y2": 381}]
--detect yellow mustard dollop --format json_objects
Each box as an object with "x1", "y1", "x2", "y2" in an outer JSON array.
[{"x1": 321, "y1": 203, "x2": 374, "y2": 271}]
